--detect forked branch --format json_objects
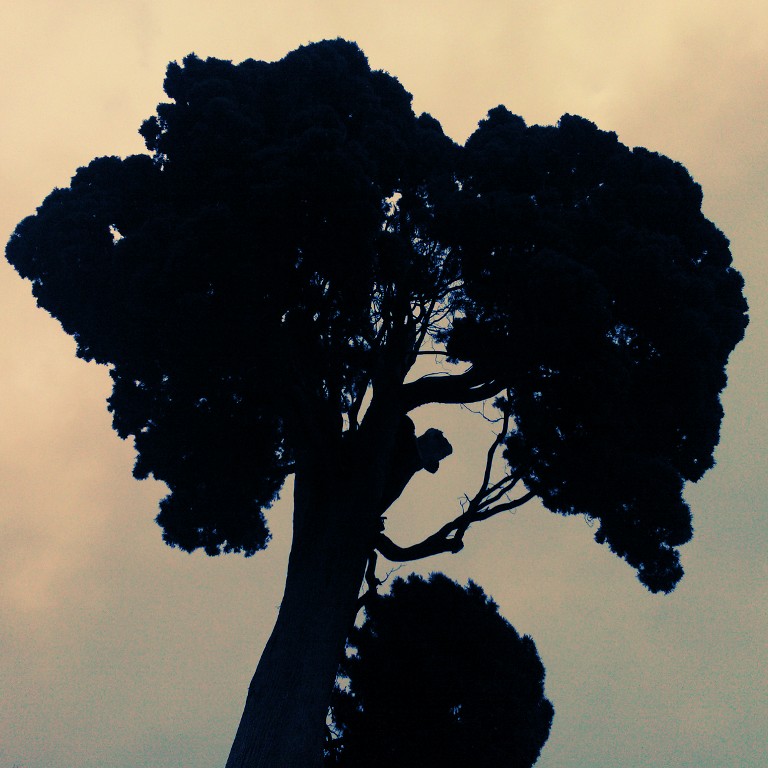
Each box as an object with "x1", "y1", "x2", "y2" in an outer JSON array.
[
  {"x1": 375, "y1": 490, "x2": 533, "y2": 562},
  {"x1": 376, "y1": 395, "x2": 536, "y2": 562}
]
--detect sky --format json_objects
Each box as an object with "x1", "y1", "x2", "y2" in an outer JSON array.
[{"x1": 0, "y1": 2, "x2": 765, "y2": 767}]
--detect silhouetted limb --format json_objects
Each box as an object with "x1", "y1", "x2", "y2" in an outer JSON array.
[
  {"x1": 402, "y1": 368, "x2": 503, "y2": 411},
  {"x1": 377, "y1": 401, "x2": 536, "y2": 562},
  {"x1": 375, "y1": 488, "x2": 534, "y2": 561}
]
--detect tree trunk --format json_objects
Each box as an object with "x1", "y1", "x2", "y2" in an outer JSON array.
[{"x1": 225, "y1": 458, "x2": 376, "y2": 768}]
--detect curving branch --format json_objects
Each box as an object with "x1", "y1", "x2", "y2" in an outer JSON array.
[
  {"x1": 475, "y1": 474, "x2": 520, "y2": 510},
  {"x1": 473, "y1": 491, "x2": 535, "y2": 520},
  {"x1": 376, "y1": 395, "x2": 536, "y2": 563},
  {"x1": 375, "y1": 489, "x2": 534, "y2": 563},
  {"x1": 401, "y1": 368, "x2": 503, "y2": 411},
  {"x1": 375, "y1": 523, "x2": 464, "y2": 562},
  {"x1": 477, "y1": 400, "x2": 511, "y2": 495}
]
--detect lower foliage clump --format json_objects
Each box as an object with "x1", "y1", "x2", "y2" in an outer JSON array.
[{"x1": 327, "y1": 573, "x2": 554, "y2": 768}]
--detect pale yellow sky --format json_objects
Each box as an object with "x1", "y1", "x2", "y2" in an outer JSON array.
[{"x1": 1, "y1": 2, "x2": 766, "y2": 767}]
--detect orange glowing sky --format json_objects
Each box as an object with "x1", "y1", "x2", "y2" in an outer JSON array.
[{"x1": 1, "y1": 2, "x2": 766, "y2": 767}]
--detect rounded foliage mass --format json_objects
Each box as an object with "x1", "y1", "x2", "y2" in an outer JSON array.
[
  {"x1": 442, "y1": 108, "x2": 748, "y2": 591},
  {"x1": 327, "y1": 573, "x2": 554, "y2": 768},
  {"x1": 6, "y1": 40, "x2": 453, "y2": 556}
]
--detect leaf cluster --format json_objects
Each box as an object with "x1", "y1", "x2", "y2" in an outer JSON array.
[
  {"x1": 441, "y1": 108, "x2": 748, "y2": 590},
  {"x1": 327, "y1": 573, "x2": 553, "y2": 768},
  {"x1": 7, "y1": 40, "x2": 453, "y2": 555}
]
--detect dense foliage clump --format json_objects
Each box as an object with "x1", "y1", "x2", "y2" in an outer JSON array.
[{"x1": 327, "y1": 574, "x2": 554, "y2": 768}]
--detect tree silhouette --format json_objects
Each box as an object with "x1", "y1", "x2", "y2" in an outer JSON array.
[
  {"x1": 5, "y1": 39, "x2": 747, "y2": 768},
  {"x1": 326, "y1": 573, "x2": 554, "y2": 768}
]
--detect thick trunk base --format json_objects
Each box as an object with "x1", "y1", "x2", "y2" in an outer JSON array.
[{"x1": 225, "y1": 465, "x2": 376, "y2": 768}]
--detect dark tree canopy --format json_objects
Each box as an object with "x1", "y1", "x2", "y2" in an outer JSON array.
[
  {"x1": 6, "y1": 41, "x2": 438, "y2": 556},
  {"x1": 5, "y1": 37, "x2": 750, "y2": 768},
  {"x1": 443, "y1": 108, "x2": 749, "y2": 590},
  {"x1": 326, "y1": 573, "x2": 554, "y2": 768},
  {"x1": 6, "y1": 39, "x2": 748, "y2": 593}
]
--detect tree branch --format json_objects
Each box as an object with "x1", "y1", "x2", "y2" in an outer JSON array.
[
  {"x1": 375, "y1": 401, "x2": 535, "y2": 565},
  {"x1": 476, "y1": 473, "x2": 520, "y2": 511},
  {"x1": 472, "y1": 491, "x2": 536, "y2": 521},
  {"x1": 374, "y1": 487, "x2": 534, "y2": 564},
  {"x1": 375, "y1": 528, "x2": 463, "y2": 562},
  {"x1": 401, "y1": 369, "x2": 502, "y2": 411},
  {"x1": 477, "y1": 404, "x2": 511, "y2": 497}
]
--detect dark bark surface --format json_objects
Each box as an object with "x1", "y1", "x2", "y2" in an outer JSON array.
[{"x1": 226, "y1": 463, "x2": 375, "y2": 768}]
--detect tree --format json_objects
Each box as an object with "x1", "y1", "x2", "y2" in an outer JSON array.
[
  {"x1": 326, "y1": 573, "x2": 554, "y2": 768},
  {"x1": 5, "y1": 39, "x2": 747, "y2": 768}
]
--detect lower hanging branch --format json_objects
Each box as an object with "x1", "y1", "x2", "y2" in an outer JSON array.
[
  {"x1": 374, "y1": 488, "x2": 535, "y2": 563},
  {"x1": 375, "y1": 524, "x2": 464, "y2": 562},
  {"x1": 377, "y1": 399, "x2": 535, "y2": 565}
]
